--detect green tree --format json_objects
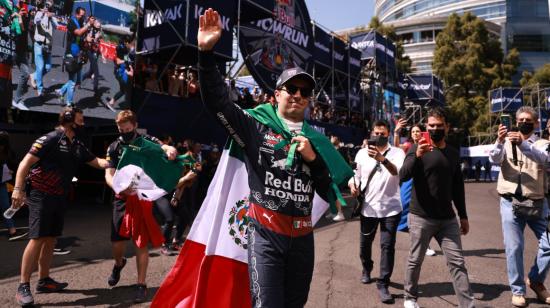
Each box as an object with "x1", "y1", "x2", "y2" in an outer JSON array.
[
  {"x1": 520, "y1": 63, "x2": 550, "y2": 87},
  {"x1": 433, "y1": 12, "x2": 520, "y2": 135},
  {"x1": 367, "y1": 17, "x2": 412, "y2": 73}
]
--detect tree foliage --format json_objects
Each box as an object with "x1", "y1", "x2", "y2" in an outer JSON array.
[
  {"x1": 520, "y1": 63, "x2": 550, "y2": 87},
  {"x1": 433, "y1": 13, "x2": 520, "y2": 135}
]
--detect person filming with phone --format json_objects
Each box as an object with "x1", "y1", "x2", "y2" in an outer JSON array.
[
  {"x1": 399, "y1": 107, "x2": 474, "y2": 308},
  {"x1": 348, "y1": 120, "x2": 404, "y2": 304},
  {"x1": 489, "y1": 106, "x2": 550, "y2": 307}
]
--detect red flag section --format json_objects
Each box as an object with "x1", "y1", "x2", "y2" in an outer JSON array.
[
  {"x1": 119, "y1": 194, "x2": 164, "y2": 248},
  {"x1": 151, "y1": 240, "x2": 251, "y2": 308}
]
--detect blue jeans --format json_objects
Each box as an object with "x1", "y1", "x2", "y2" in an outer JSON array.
[
  {"x1": 0, "y1": 183, "x2": 15, "y2": 229},
  {"x1": 500, "y1": 197, "x2": 550, "y2": 295},
  {"x1": 60, "y1": 69, "x2": 80, "y2": 105},
  {"x1": 33, "y1": 42, "x2": 52, "y2": 94},
  {"x1": 82, "y1": 51, "x2": 99, "y2": 90}
]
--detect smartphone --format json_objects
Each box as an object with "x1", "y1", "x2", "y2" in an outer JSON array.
[
  {"x1": 500, "y1": 114, "x2": 511, "y2": 130},
  {"x1": 367, "y1": 138, "x2": 377, "y2": 146},
  {"x1": 420, "y1": 131, "x2": 432, "y2": 145}
]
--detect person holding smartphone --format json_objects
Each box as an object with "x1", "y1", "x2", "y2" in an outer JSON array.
[
  {"x1": 400, "y1": 107, "x2": 474, "y2": 308},
  {"x1": 349, "y1": 120, "x2": 404, "y2": 304},
  {"x1": 489, "y1": 107, "x2": 550, "y2": 307}
]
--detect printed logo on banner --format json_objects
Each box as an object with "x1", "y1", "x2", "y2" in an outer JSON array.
[
  {"x1": 239, "y1": 0, "x2": 313, "y2": 92},
  {"x1": 228, "y1": 197, "x2": 250, "y2": 250}
]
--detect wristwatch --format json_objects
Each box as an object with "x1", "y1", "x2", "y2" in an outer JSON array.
[{"x1": 381, "y1": 158, "x2": 389, "y2": 165}]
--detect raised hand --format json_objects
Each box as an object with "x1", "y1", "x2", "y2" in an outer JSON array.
[{"x1": 198, "y1": 8, "x2": 222, "y2": 51}]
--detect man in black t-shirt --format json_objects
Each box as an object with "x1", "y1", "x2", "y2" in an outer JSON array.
[
  {"x1": 104, "y1": 110, "x2": 177, "y2": 303},
  {"x1": 57, "y1": 7, "x2": 90, "y2": 107},
  {"x1": 12, "y1": 107, "x2": 110, "y2": 306},
  {"x1": 399, "y1": 107, "x2": 474, "y2": 308}
]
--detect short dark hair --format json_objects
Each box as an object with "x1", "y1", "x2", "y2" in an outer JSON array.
[
  {"x1": 58, "y1": 107, "x2": 83, "y2": 125},
  {"x1": 75, "y1": 7, "x2": 86, "y2": 15},
  {"x1": 373, "y1": 119, "x2": 390, "y2": 131},
  {"x1": 426, "y1": 106, "x2": 448, "y2": 123}
]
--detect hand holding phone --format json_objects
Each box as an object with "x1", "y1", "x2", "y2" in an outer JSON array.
[
  {"x1": 500, "y1": 114, "x2": 511, "y2": 130},
  {"x1": 420, "y1": 132, "x2": 432, "y2": 146}
]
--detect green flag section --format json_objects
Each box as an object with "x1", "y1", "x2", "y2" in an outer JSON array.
[
  {"x1": 245, "y1": 103, "x2": 354, "y2": 212},
  {"x1": 112, "y1": 137, "x2": 193, "y2": 201}
]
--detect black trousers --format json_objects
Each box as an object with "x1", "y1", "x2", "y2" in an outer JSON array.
[
  {"x1": 360, "y1": 213, "x2": 401, "y2": 287},
  {"x1": 247, "y1": 221, "x2": 314, "y2": 308}
]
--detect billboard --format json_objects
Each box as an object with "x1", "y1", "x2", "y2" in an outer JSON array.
[
  {"x1": 238, "y1": 0, "x2": 314, "y2": 93},
  {"x1": 349, "y1": 30, "x2": 395, "y2": 71},
  {"x1": 490, "y1": 88, "x2": 523, "y2": 113},
  {"x1": 139, "y1": 0, "x2": 235, "y2": 59},
  {"x1": 402, "y1": 74, "x2": 445, "y2": 105},
  {"x1": 313, "y1": 24, "x2": 331, "y2": 68},
  {"x1": 10, "y1": 1, "x2": 141, "y2": 119}
]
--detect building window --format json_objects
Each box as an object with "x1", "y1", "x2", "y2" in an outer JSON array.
[{"x1": 509, "y1": 34, "x2": 550, "y2": 52}]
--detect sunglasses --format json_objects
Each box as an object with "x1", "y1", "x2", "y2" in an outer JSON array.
[{"x1": 281, "y1": 84, "x2": 312, "y2": 98}]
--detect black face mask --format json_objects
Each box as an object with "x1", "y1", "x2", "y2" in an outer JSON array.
[
  {"x1": 121, "y1": 131, "x2": 136, "y2": 143},
  {"x1": 519, "y1": 122, "x2": 534, "y2": 135},
  {"x1": 72, "y1": 124, "x2": 85, "y2": 137},
  {"x1": 429, "y1": 129, "x2": 446, "y2": 143},
  {"x1": 375, "y1": 135, "x2": 388, "y2": 147}
]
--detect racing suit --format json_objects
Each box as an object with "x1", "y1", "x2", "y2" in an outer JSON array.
[{"x1": 199, "y1": 51, "x2": 331, "y2": 307}]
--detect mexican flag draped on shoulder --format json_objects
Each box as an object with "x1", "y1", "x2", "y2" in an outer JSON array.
[
  {"x1": 111, "y1": 137, "x2": 194, "y2": 248},
  {"x1": 152, "y1": 103, "x2": 353, "y2": 307}
]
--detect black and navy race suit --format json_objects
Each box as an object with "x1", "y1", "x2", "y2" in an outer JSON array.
[{"x1": 199, "y1": 51, "x2": 331, "y2": 308}]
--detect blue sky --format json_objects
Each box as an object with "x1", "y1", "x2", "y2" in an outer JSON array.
[{"x1": 305, "y1": 0, "x2": 375, "y2": 32}]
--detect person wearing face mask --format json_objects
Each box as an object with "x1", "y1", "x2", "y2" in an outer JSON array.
[
  {"x1": 103, "y1": 109, "x2": 178, "y2": 303},
  {"x1": 11, "y1": 107, "x2": 110, "y2": 306},
  {"x1": 57, "y1": 7, "x2": 90, "y2": 107},
  {"x1": 348, "y1": 120, "x2": 404, "y2": 304},
  {"x1": 400, "y1": 107, "x2": 474, "y2": 308},
  {"x1": 489, "y1": 106, "x2": 550, "y2": 307}
]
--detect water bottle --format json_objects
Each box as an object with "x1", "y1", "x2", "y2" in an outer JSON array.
[{"x1": 3, "y1": 206, "x2": 19, "y2": 219}]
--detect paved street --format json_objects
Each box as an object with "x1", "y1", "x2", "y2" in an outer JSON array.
[{"x1": 0, "y1": 182, "x2": 548, "y2": 307}]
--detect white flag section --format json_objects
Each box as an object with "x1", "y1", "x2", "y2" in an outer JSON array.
[
  {"x1": 112, "y1": 164, "x2": 168, "y2": 201},
  {"x1": 152, "y1": 148, "x2": 330, "y2": 308}
]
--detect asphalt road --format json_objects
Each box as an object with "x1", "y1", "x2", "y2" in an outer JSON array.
[{"x1": 0, "y1": 182, "x2": 548, "y2": 307}]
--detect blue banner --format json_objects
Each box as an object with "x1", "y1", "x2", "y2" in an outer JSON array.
[
  {"x1": 349, "y1": 78, "x2": 362, "y2": 112},
  {"x1": 349, "y1": 47, "x2": 362, "y2": 78},
  {"x1": 313, "y1": 25, "x2": 332, "y2": 68},
  {"x1": 490, "y1": 88, "x2": 523, "y2": 113},
  {"x1": 401, "y1": 74, "x2": 445, "y2": 105},
  {"x1": 349, "y1": 30, "x2": 395, "y2": 71},
  {"x1": 139, "y1": 0, "x2": 235, "y2": 59},
  {"x1": 333, "y1": 37, "x2": 347, "y2": 73}
]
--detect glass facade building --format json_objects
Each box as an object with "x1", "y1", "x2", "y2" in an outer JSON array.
[{"x1": 375, "y1": 0, "x2": 549, "y2": 76}]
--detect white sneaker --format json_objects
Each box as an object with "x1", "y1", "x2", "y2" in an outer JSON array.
[
  {"x1": 333, "y1": 212, "x2": 345, "y2": 222},
  {"x1": 12, "y1": 100, "x2": 29, "y2": 111},
  {"x1": 404, "y1": 299, "x2": 420, "y2": 308},
  {"x1": 425, "y1": 248, "x2": 436, "y2": 256}
]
